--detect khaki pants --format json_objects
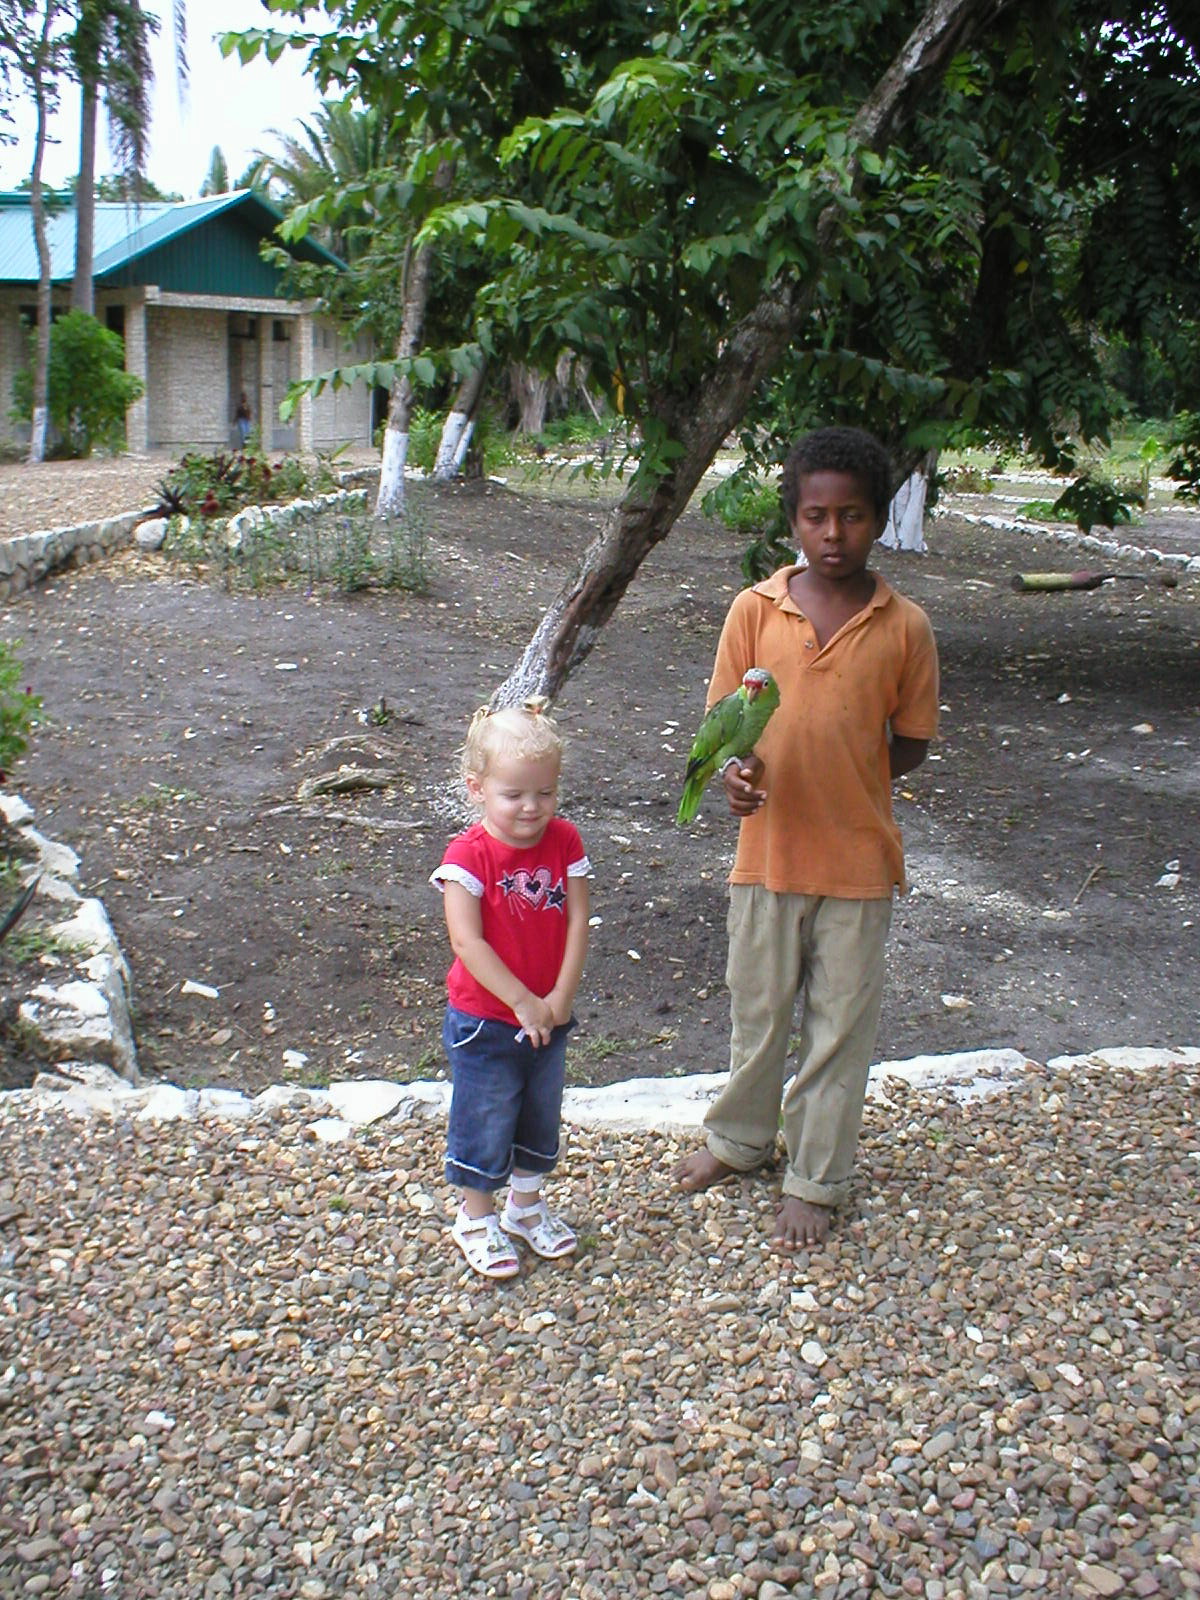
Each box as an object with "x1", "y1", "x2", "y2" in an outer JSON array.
[{"x1": 704, "y1": 885, "x2": 893, "y2": 1207}]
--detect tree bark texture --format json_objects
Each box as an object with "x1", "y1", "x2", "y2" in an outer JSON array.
[
  {"x1": 511, "y1": 363, "x2": 552, "y2": 434},
  {"x1": 72, "y1": 80, "x2": 98, "y2": 316},
  {"x1": 27, "y1": 5, "x2": 58, "y2": 465},
  {"x1": 496, "y1": 0, "x2": 1008, "y2": 705}
]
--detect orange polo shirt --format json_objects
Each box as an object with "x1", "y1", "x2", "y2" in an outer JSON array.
[{"x1": 707, "y1": 566, "x2": 939, "y2": 898}]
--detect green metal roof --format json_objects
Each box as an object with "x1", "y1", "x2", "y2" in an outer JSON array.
[{"x1": 0, "y1": 190, "x2": 344, "y2": 291}]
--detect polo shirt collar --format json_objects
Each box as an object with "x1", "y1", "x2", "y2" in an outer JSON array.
[{"x1": 752, "y1": 564, "x2": 895, "y2": 616}]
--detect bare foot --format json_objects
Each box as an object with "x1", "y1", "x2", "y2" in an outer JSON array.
[
  {"x1": 674, "y1": 1147, "x2": 738, "y2": 1193},
  {"x1": 772, "y1": 1196, "x2": 832, "y2": 1250}
]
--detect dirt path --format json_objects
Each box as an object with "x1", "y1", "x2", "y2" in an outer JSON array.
[{"x1": 2, "y1": 468, "x2": 1198, "y2": 1093}]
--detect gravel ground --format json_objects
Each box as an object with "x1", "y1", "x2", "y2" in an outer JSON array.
[{"x1": 2, "y1": 1060, "x2": 1197, "y2": 1599}]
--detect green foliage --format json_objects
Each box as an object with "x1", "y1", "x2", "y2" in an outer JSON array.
[
  {"x1": 1167, "y1": 412, "x2": 1200, "y2": 503},
  {"x1": 1020, "y1": 472, "x2": 1142, "y2": 533},
  {"x1": 164, "y1": 504, "x2": 431, "y2": 597},
  {"x1": 535, "y1": 412, "x2": 611, "y2": 449},
  {"x1": 200, "y1": 147, "x2": 229, "y2": 197},
  {"x1": 0, "y1": 641, "x2": 43, "y2": 782},
  {"x1": 153, "y1": 446, "x2": 338, "y2": 521},
  {"x1": 405, "y1": 408, "x2": 443, "y2": 473},
  {"x1": 3, "y1": 925, "x2": 69, "y2": 965},
  {"x1": 702, "y1": 472, "x2": 795, "y2": 583},
  {"x1": 939, "y1": 464, "x2": 996, "y2": 494},
  {"x1": 11, "y1": 310, "x2": 144, "y2": 457},
  {"x1": 233, "y1": 0, "x2": 1200, "y2": 534}
]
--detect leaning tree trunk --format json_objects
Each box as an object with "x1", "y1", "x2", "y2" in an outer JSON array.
[
  {"x1": 494, "y1": 0, "x2": 1003, "y2": 705},
  {"x1": 432, "y1": 356, "x2": 487, "y2": 481},
  {"x1": 72, "y1": 79, "x2": 98, "y2": 316}
]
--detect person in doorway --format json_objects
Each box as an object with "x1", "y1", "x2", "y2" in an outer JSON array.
[{"x1": 234, "y1": 391, "x2": 252, "y2": 447}]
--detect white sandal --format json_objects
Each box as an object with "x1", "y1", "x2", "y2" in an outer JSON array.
[
  {"x1": 501, "y1": 1197, "x2": 577, "y2": 1259},
  {"x1": 451, "y1": 1210, "x2": 520, "y2": 1279}
]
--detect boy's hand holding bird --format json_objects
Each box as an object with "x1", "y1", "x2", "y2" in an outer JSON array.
[{"x1": 677, "y1": 667, "x2": 780, "y2": 825}]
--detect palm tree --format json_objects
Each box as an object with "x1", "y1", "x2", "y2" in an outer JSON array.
[
  {"x1": 71, "y1": 0, "x2": 187, "y2": 316},
  {"x1": 257, "y1": 99, "x2": 397, "y2": 260},
  {"x1": 199, "y1": 145, "x2": 228, "y2": 196}
]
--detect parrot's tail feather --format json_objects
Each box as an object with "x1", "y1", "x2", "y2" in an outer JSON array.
[{"x1": 676, "y1": 783, "x2": 703, "y2": 825}]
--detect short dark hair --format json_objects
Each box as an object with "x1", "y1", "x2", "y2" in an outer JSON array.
[{"x1": 780, "y1": 426, "x2": 895, "y2": 522}]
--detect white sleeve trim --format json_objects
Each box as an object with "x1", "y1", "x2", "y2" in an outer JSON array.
[
  {"x1": 568, "y1": 854, "x2": 592, "y2": 878},
  {"x1": 429, "y1": 863, "x2": 484, "y2": 897}
]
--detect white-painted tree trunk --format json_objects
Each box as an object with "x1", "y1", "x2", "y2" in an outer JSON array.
[
  {"x1": 375, "y1": 157, "x2": 453, "y2": 520},
  {"x1": 377, "y1": 428, "x2": 410, "y2": 512},
  {"x1": 880, "y1": 452, "x2": 937, "y2": 552},
  {"x1": 453, "y1": 420, "x2": 476, "y2": 471},
  {"x1": 434, "y1": 412, "x2": 470, "y2": 480},
  {"x1": 29, "y1": 405, "x2": 49, "y2": 464},
  {"x1": 433, "y1": 358, "x2": 487, "y2": 481}
]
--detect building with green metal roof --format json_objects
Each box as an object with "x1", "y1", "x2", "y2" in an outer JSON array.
[{"x1": 1, "y1": 190, "x2": 376, "y2": 455}]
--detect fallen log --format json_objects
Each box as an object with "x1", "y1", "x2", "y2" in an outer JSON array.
[{"x1": 1011, "y1": 569, "x2": 1179, "y2": 593}]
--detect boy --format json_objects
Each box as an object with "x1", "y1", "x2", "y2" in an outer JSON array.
[{"x1": 674, "y1": 426, "x2": 939, "y2": 1248}]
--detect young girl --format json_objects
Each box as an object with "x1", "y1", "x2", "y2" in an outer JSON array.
[{"x1": 430, "y1": 702, "x2": 591, "y2": 1278}]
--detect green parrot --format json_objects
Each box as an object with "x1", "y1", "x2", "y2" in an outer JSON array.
[{"x1": 676, "y1": 666, "x2": 781, "y2": 825}]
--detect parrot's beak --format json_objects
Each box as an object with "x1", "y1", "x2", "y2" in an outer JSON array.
[{"x1": 745, "y1": 684, "x2": 761, "y2": 701}]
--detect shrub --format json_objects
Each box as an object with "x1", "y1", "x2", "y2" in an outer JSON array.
[
  {"x1": 703, "y1": 473, "x2": 796, "y2": 584},
  {"x1": 1019, "y1": 471, "x2": 1141, "y2": 533},
  {"x1": 1167, "y1": 412, "x2": 1200, "y2": 503},
  {"x1": 165, "y1": 501, "x2": 431, "y2": 597},
  {"x1": 536, "y1": 412, "x2": 611, "y2": 449},
  {"x1": 405, "y1": 408, "x2": 443, "y2": 473},
  {"x1": 0, "y1": 641, "x2": 43, "y2": 783},
  {"x1": 152, "y1": 444, "x2": 338, "y2": 522},
  {"x1": 11, "y1": 309, "x2": 144, "y2": 456},
  {"x1": 939, "y1": 463, "x2": 996, "y2": 494}
]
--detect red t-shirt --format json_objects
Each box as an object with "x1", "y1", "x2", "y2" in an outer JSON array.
[{"x1": 430, "y1": 817, "x2": 591, "y2": 1025}]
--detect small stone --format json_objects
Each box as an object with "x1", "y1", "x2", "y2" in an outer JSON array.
[
  {"x1": 922, "y1": 1431, "x2": 955, "y2": 1462},
  {"x1": 1077, "y1": 1567, "x2": 1125, "y2": 1597},
  {"x1": 17, "y1": 1540, "x2": 60, "y2": 1563}
]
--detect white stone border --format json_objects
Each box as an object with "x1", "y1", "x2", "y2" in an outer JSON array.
[
  {"x1": 934, "y1": 504, "x2": 1200, "y2": 573},
  {"x1": 6, "y1": 1046, "x2": 1197, "y2": 1144},
  {"x1": 0, "y1": 793, "x2": 136, "y2": 1082}
]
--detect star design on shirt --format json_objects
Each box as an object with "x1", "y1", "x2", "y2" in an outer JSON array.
[{"x1": 545, "y1": 881, "x2": 566, "y2": 910}]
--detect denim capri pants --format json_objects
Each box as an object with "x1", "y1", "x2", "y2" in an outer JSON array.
[{"x1": 443, "y1": 1006, "x2": 573, "y2": 1190}]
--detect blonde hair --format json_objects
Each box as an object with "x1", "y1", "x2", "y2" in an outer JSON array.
[{"x1": 460, "y1": 698, "x2": 565, "y2": 786}]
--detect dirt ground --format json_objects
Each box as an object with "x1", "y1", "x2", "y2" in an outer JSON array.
[{"x1": 2, "y1": 468, "x2": 1198, "y2": 1093}]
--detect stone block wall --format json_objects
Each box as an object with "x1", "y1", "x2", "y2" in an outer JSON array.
[
  {"x1": 0, "y1": 508, "x2": 149, "y2": 601},
  {"x1": 311, "y1": 321, "x2": 375, "y2": 450},
  {"x1": 147, "y1": 306, "x2": 230, "y2": 451}
]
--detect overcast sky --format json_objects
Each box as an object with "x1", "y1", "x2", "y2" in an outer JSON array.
[{"x1": 0, "y1": 0, "x2": 324, "y2": 199}]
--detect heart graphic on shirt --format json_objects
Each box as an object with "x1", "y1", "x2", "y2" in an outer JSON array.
[{"x1": 508, "y1": 866, "x2": 553, "y2": 907}]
